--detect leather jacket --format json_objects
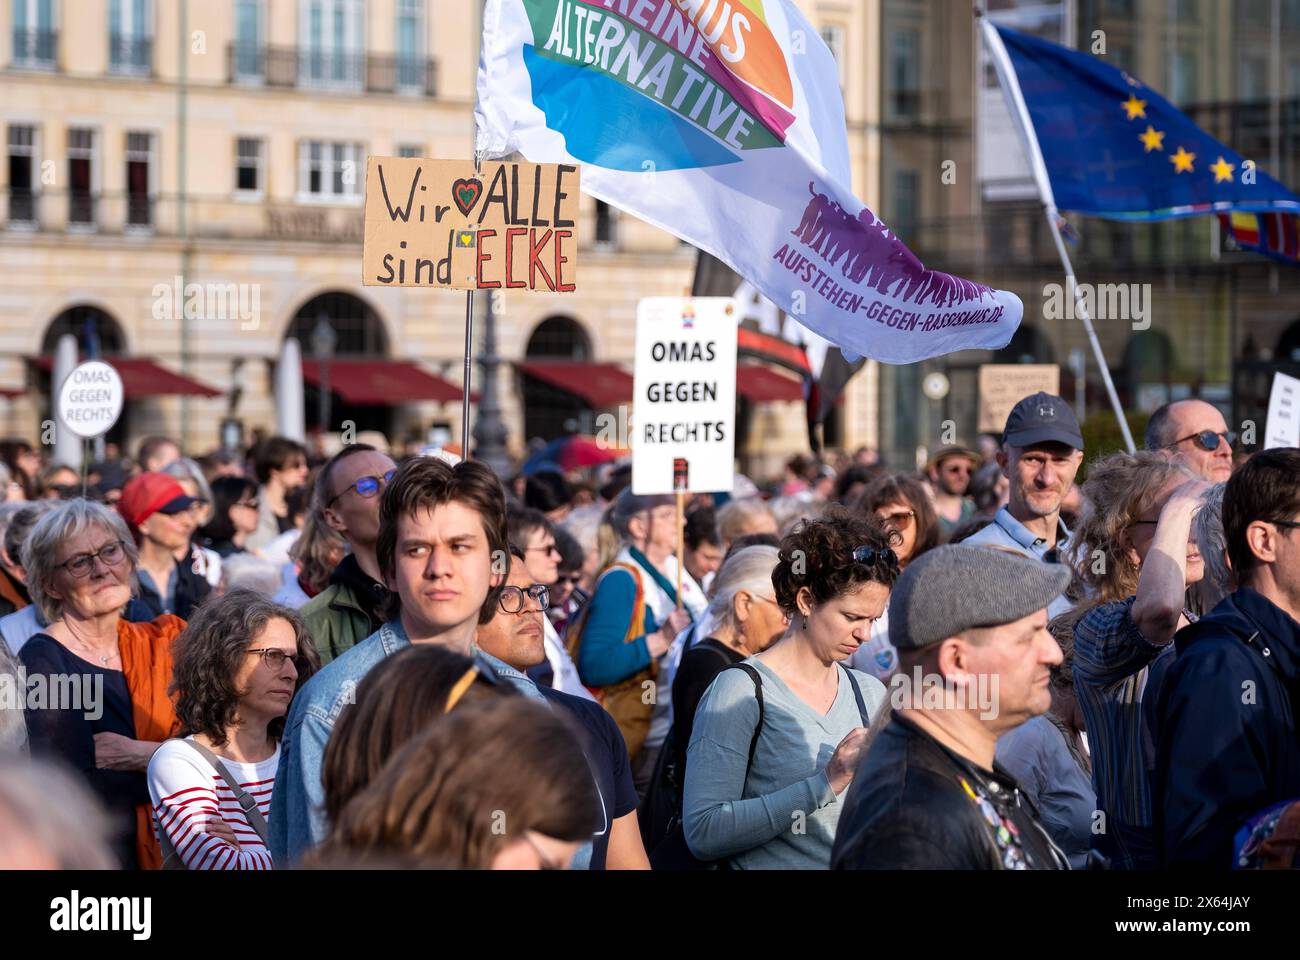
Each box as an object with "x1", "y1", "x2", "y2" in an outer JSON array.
[{"x1": 831, "y1": 712, "x2": 1069, "y2": 870}]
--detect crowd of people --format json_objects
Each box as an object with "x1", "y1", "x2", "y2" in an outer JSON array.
[{"x1": 0, "y1": 390, "x2": 1297, "y2": 871}]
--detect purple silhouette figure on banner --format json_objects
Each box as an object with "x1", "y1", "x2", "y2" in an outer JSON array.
[{"x1": 791, "y1": 183, "x2": 994, "y2": 307}]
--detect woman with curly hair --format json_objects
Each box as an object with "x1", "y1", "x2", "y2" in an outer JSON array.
[
  {"x1": 682, "y1": 507, "x2": 895, "y2": 869},
  {"x1": 147, "y1": 589, "x2": 319, "y2": 869},
  {"x1": 848, "y1": 473, "x2": 941, "y2": 681},
  {"x1": 1067, "y1": 450, "x2": 1207, "y2": 870}
]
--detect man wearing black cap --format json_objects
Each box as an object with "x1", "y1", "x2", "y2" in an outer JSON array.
[
  {"x1": 964, "y1": 392, "x2": 1083, "y2": 618},
  {"x1": 831, "y1": 544, "x2": 1071, "y2": 870}
]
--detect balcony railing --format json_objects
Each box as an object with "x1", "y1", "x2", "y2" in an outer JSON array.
[
  {"x1": 11, "y1": 28, "x2": 57, "y2": 68},
  {"x1": 226, "y1": 44, "x2": 438, "y2": 96},
  {"x1": 109, "y1": 34, "x2": 153, "y2": 75}
]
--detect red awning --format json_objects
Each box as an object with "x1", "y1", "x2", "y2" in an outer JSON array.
[
  {"x1": 0, "y1": 387, "x2": 23, "y2": 398},
  {"x1": 737, "y1": 328, "x2": 813, "y2": 378},
  {"x1": 301, "y1": 359, "x2": 470, "y2": 405},
  {"x1": 517, "y1": 361, "x2": 633, "y2": 408},
  {"x1": 736, "y1": 364, "x2": 806, "y2": 404},
  {"x1": 30, "y1": 356, "x2": 221, "y2": 397}
]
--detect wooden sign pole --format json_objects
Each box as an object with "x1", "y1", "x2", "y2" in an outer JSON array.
[{"x1": 673, "y1": 457, "x2": 688, "y2": 611}]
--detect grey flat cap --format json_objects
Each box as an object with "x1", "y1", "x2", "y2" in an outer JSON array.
[{"x1": 889, "y1": 545, "x2": 1071, "y2": 651}]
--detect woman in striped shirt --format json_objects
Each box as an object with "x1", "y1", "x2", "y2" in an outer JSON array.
[{"x1": 147, "y1": 589, "x2": 319, "y2": 869}]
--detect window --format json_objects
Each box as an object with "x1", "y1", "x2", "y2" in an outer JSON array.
[
  {"x1": 1240, "y1": 55, "x2": 1268, "y2": 99},
  {"x1": 819, "y1": 24, "x2": 846, "y2": 90},
  {"x1": 233, "y1": 0, "x2": 263, "y2": 81},
  {"x1": 67, "y1": 127, "x2": 96, "y2": 226},
  {"x1": 300, "y1": 0, "x2": 364, "y2": 90},
  {"x1": 893, "y1": 171, "x2": 918, "y2": 245},
  {"x1": 1288, "y1": 59, "x2": 1300, "y2": 97},
  {"x1": 889, "y1": 28, "x2": 920, "y2": 119},
  {"x1": 1171, "y1": 49, "x2": 1197, "y2": 104},
  {"x1": 7, "y1": 125, "x2": 37, "y2": 223},
  {"x1": 1243, "y1": 0, "x2": 1271, "y2": 26},
  {"x1": 236, "y1": 137, "x2": 263, "y2": 193},
  {"x1": 125, "y1": 131, "x2": 154, "y2": 227},
  {"x1": 396, "y1": 0, "x2": 425, "y2": 92},
  {"x1": 1104, "y1": 0, "x2": 1135, "y2": 16},
  {"x1": 12, "y1": 0, "x2": 56, "y2": 67},
  {"x1": 109, "y1": 0, "x2": 152, "y2": 75},
  {"x1": 396, "y1": 143, "x2": 425, "y2": 158},
  {"x1": 298, "y1": 140, "x2": 364, "y2": 201},
  {"x1": 595, "y1": 199, "x2": 618, "y2": 247},
  {"x1": 1172, "y1": 0, "x2": 1198, "y2": 21}
]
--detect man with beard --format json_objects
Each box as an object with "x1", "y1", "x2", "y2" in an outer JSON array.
[{"x1": 965, "y1": 393, "x2": 1083, "y2": 619}]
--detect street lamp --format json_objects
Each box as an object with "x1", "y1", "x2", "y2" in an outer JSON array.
[{"x1": 311, "y1": 313, "x2": 337, "y2": 437}]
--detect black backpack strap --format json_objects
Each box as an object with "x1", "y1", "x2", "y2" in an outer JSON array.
[
  {"x1": 721, "y1": 662, "x2": 765, "y2": 791},
  {"x1": 839, "y1": 664, "x2": 870, "y2": 725}
]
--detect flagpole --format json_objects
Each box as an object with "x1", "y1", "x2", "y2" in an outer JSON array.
[{"x1": 977, "y1": 11, "x2": 1137, "y2": 455}]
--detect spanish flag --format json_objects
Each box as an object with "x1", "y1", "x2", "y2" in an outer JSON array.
[{"x1": 1218, "y1": 212, "x2": 1300, "y2": 263}]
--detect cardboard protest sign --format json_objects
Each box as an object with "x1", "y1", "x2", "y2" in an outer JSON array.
[
  {"x1": 363, "y1": 157, "x2": 580, "y2": 291},
  {"x1": 632, "y1": 298, "x2": 738, "y2": 495},
  {"x1": 58, "y1": 361, "x2": 124, "y2": 439},
  {"x1": 978, "y1": 364, "x2": 1060, "y2": 433},
  {"x1": 1265, "y1": 371, "x2": 1300, "y2": 450}
]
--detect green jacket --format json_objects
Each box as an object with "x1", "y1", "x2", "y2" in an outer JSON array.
[{"x1": 301, "y1": 580, "x2": 373, "y2": 667}]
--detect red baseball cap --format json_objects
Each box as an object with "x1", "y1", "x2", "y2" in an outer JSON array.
[{"x1": 117, "y1": 473, "x2": 198, "y2": 529}]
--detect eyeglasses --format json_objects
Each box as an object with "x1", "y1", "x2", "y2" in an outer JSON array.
[
  {"x1": 498, "y1": 583, "x2": 550, "y2": 613},
  {"x1": 187, "y1": 499, "x2": 210, "y2": 514},
  {"x1": 527, "y1": 542, "x2": 561, "y2": 558},
  {"x1": 878, "y1": 509, "x2": 916, "y2": 531},
  {"x1": 328, "y1": 469, "x2": 396, "y2": 508},
  {"x1": 942, "y1": 463, "x2": 972, "y2": 475},
  {"x1": 750, "y1": 593, "x2": 791, "y2": 622},
  {"x1": 1269, "y1": 519, "x2": 1300, "y2": 531},
  {"x1": 851, "y1": 544, "x2": 899, "y2": 568},
  {"x1": 554, "y1": 574, "x2": 582, "y2": 586},
  {"x1": 246, "y1": 647, "x2": 310, "y2": 671},
  {"x1": 1167, "y1": 430, "x2": 1236, "y2": 453},
  {"x1": 58, "y1": 539, "x2": 129, "y2": 578},
  {"x1": 233, "y1": 498, "x2": 260, "y2": 510}
]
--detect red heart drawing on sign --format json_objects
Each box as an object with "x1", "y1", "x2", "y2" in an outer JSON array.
[{"x1": 452, "y1": 178, "x2": 483, "y2": 216}]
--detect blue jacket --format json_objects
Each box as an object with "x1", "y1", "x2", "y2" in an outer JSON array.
[
  {"x1": 1155, "y1": 587, "x2": 1300, "y2": 869},
  {"x1": 577, "y1": 566, "x2": 661, "y2": 687},
  {"x1": 267, "y1": 619, "x2": 542, "y2": 866}
]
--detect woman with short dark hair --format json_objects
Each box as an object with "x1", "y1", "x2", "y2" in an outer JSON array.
[
  {"x1": 198, "y1": 475, "x2": 260, "y2": 559},
  {"x1": 683, "y1": 507, "x2": 894, "y2": 869},
  {"x1": 147, "y1": 589, "x2": 318, "y2": 869}
]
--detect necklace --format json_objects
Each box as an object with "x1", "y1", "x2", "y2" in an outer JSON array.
[{"x1": 64, "y1": 623, "x2": 119, "y2": 666}]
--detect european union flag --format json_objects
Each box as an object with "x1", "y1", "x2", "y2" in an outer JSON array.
[{"x1": 992, "y1": 24, "x2": 1300, "y2": 230}]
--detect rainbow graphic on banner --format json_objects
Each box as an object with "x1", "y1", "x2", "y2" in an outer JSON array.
[{"x1": 522, "y1": 0, "x2": 795, "y2": 170}]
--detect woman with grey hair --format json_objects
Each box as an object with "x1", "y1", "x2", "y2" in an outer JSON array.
[
  {"x1": 18, "y1": 498, "x2": 184, "y2": 869},
  {"x1": 149, "y1": 589, "x2": 318, "y2": 869},
  {"x1": 1192, "y1": 481, "x2": 1232, "y2": 612},
  {"x1": 0, "y1": 756, "x2": 118, "y2": 868},
  {"x1": 669, "y1": 546, "x2": 787, "y2": 798}
]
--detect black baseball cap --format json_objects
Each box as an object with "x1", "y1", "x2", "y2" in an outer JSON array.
[{"x1": 1003, "y1": 392, "x2": 1083, "y2": 450}]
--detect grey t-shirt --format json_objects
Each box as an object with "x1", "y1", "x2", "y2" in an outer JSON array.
[{"x1": 683, "y1": 657, "x2": 886, "y2": 870}]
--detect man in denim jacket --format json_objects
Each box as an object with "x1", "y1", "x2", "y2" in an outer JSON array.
[{"x1": 269, "y1": 456, "x2": 526, "y2": 865}]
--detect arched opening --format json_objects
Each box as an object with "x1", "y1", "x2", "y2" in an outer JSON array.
[
  {"x1": 286, "y1": 291, "x2": 393, "y2": 436},
  {"x1": 521, "y1": 316, "x2": 593, "y2": 444},
  {"x1": 1121, "y1": 330, "x2": 1176, "y2": 411},
  {"x1": 1275, "y1": 317, "x2": 1300, "y2": 363},
  {"x1": 41, "y1": 306, "x2": 130, "y2": 449},
  {"x1": 993, "y1": 323, "x2": 1055, "y2": 365}
]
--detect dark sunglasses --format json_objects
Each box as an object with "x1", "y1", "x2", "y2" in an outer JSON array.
[
  {"x1": 328, "y1": 468, "x2": 397, "y2": 508},
  {"x1": 1167, "y1": 430, "x2": 1236, "y2": 453},
  {"x1": 851, "y1": 544, "x2": 899, "y2": 567}
]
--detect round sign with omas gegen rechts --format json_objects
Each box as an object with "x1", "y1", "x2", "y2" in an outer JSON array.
[{"x1": 57, "y1": 360, "x2": 124, "y2": 439}]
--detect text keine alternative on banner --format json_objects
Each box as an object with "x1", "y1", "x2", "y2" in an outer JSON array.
[
  {"x1": 978, "y1": 364, "x2": 1060, "y2": 433},
  {"x1": 476, "y1": 0, "x2": 1022, "y2": 364},
  {"x1": 363, "y1": 156, "x2": 580, "y2": 291},
  {"x1": 1265, "y1": 372, "x2": 1300, "y2": 450},
  {"x1": 632, "y1": 297, "x2": 738, "y2": 495}
]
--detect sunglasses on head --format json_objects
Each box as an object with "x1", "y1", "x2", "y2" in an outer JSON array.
[
  {"x1": 1167, "y1": 430, "x2": 1236, "y2": 453},
  {"x1": 851, "y1": 544, "x2": 898, "y2": 567}
]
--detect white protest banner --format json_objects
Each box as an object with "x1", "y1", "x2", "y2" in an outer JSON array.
[
  {"x1": 362, "y1": 156, "x2": 580, "y2": 291},
  {"x1": 1264, "y1": 371, "x2": 1300, "y2": 450},
  {"x1": 57, "y1": 361, "x2": 123, "y2": 439},
  {"x1": 978, "y1": 364, "x2": 1060, "y2": 433},
  {"x1": 476, "y1": 0, "x2": 1022, "y2": 364},
  {"x1": 632, "y1": 297, "x2": 738, "y2": 494}
]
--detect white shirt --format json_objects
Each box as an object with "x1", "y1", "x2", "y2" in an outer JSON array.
[
  {"x1": 543, "y1": 616, "x2": 595, "y2": 702},
  {"x1": 1, "y1": 605, "x2": 41, "y2": 657}
]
